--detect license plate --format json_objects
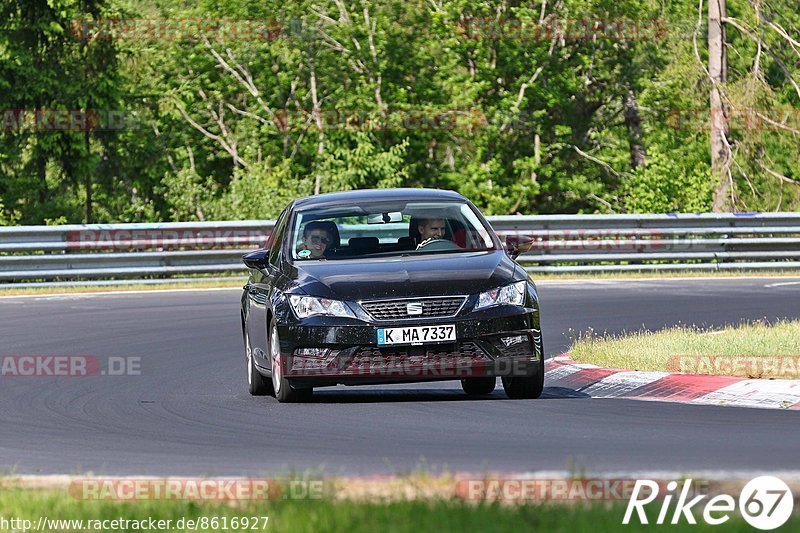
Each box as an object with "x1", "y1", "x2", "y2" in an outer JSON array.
[{"x1": 377, "y1": 325, "x2": 456, "y2": 346}]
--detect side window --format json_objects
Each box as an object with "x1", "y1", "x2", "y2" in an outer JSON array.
[{"x1": 268, "y1": 208, "x2": 290, "y2": 266}]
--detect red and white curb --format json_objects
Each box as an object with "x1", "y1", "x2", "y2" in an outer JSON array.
[{"x1": 544, "y1": 356, "x2": 800, "y2": 410}]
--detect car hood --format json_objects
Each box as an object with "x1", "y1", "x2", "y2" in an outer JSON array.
[{"x1": 288, "y1": 251, "x2": 518, "y2": 301}]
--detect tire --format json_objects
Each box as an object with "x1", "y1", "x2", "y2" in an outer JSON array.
[
  {"x1": 269, "y1": 319, "x2": 313, "y2": 403},
  {"x1": 501, "y1": 341, "x2": 545, "y2": 399},
  {"x1": 245, "y1": 327, "x2": 273, "y2": 396},
  {"x1": 460, "y1": 377, "x2": 496, "y2": 395},
  {"x1": 501, "y1": 372, "x2": 543, "y2": 399}
]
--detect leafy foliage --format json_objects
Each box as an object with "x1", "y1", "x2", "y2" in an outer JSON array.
[{"x1": 1, "y1": 0, "x2": 798, "y2": 223}]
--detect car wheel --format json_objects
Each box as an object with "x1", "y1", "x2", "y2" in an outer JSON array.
[
  {"x1": 460, "y1": 377, "x2": 496, "y2": 395},
  {"x1": 502, "y1": 343, "x2": 545, "y2": 399},
  {"x1": 245, "y1": 327, "x2": 273, "y2": 396},
  {"x1": 501, "y1": 372, "x2": 543, "y2": 399},
  {"x1": 269, "y1": 320, "x2": 313, "y2": 403}
]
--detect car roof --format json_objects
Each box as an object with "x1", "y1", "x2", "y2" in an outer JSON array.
[{"x1": 293, "y1": 188, "x2": 467, "y2": 211}]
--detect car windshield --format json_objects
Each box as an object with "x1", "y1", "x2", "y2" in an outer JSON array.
[{"x1": 289, "y1": 200, "x2": 497, "y2": 261}]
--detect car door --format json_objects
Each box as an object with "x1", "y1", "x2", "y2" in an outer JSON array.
[{"x1": 246, "y1": 207, "x2": 290, "y2": 368}]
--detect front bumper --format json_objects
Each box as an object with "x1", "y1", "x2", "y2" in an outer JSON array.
[{"x1": 276, "y1": 306, "x2": 542, "y2": 386}]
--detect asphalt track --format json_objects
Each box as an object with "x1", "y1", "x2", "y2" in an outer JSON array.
[{"x1": 1, "y1": 277, "x2": 799, "y2": 477}]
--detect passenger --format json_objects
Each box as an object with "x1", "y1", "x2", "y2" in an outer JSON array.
[{"x1": 298, "y1": 221, "x2": 334, "y2": 259}]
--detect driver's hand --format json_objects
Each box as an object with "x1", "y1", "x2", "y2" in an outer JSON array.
[{"x1": 416, "y1": 237, "x2": 435, "y2": 250}]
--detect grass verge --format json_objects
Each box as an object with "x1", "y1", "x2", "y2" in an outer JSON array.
[
  {"x1": 0, "y1": 278, "x2": 246, "y2": 297},
  {"x1": 1, "y1": 270, "x2": 799, "y2": 297},
  {"x1": 0, "y1": 486, "x2": 786, "y2": 533},
  {"x1": 569, "y1": 320, "x2": 800, "y2": 378},
  {"x1": 529, "y1": 269, "x2": 800, "y2": 281}
]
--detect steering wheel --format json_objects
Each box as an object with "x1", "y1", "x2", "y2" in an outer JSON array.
[{"x1": 416, "y1": 238, "x2": 460, "y2": 251}]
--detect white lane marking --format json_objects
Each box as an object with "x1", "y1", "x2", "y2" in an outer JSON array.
[
  {"x1": 11, "y1": 471, "x2": 800, "y2": 487},
  {"x1": 550, "y1": 363, "x2": 800, "y2": 409},
  {"x1": 692, "y1": 380, "x2": 800, "y2": 409},
  {"x1": 0, "y1": 287, "x2": 241, "y2": 300},
  {"x1": 764, "y1": 281, "x2": 800, "y2": 288},
  {"x1": 544, "y1": 364, "x2": 587, "y2": 382},
  {"x1": 571, "y1": 362, "x2": 604, "y2": 369},
  {"x1": 495, "y1": 470, "x2": 800, "y2": 481},
  {"x1": 582, "y1": 370, "x2": 671, "y2": 397}
]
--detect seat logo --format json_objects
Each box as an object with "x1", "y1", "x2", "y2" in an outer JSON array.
[{"x1": 406, "y1": 302, "x2": 423, "y2": 315}]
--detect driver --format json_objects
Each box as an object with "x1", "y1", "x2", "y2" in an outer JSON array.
[{"x1": 416, "y1": 218, "x2": 447, "y2": 249}]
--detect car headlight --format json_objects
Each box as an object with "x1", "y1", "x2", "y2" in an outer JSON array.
[
  {"x1": 288, "y1": 295, "x2": 357, "y2": 319},
  {"x1": 475, "y1": 281, "x2": 527, "y2": 310}
]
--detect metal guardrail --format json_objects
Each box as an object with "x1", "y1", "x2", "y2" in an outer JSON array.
[
  {"x1": 2, "y1": 213, "x2": 800, "y2": 283},
  {"x1": 492, "y1": 213, "x2": 800, "y2": 273}
]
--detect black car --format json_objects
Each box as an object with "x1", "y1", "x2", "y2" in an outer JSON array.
[{"x1": 241, "y1": 188, "x2": 543, "y2": 402}]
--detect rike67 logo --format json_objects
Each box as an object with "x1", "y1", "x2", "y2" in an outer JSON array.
[{"x1": 624, "y1": 476, "x2": 794, "y2": 530}]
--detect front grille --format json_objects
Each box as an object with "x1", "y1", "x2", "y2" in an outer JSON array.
[
  {"x1": 286, "y1": 342, "x2": 489, "y2": 377},
  {"x1": 351, "y1": 341, "x2": 485, "y2": 360},
  {"x1": 361, "y1": 297, "x2": 466, "y2": 321},
  {"x1": 340, "y1": 342, "x2": 488, "y2": 375}
]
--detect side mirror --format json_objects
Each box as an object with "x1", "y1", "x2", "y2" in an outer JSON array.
[
  {"x1": 505, "y1": 239, "x2": 521, "y2": 260},
  {"x1": 505, "y1": 235, "x2": 534, "y2": 260},
  {"x1": 242, "y1": 249, "x2": 269, "y2": 270}
]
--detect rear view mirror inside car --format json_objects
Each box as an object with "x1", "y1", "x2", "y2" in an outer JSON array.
[{"x1": 368, "y1": 212, "x2": 404, "y2": 224}]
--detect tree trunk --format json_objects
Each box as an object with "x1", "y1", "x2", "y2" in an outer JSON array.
[
  {"x1": 309, "y1": 59, "x2": 325, "y2": 196},
  {"x1": 37, "y1": 153, "x2": 47, "y2": 204},
  {"x1": 311, "y1": 66, "x2": 325, "y2": 195},
  {"x1": 85, "y1": 128, "x2": 93, "y2": 223},
  {"x1": 623, "y1": 89, "x2": 647, "y2": 170},
  {"x1": 709, "y1": 0, "x2": 731, "y2": 212}
]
